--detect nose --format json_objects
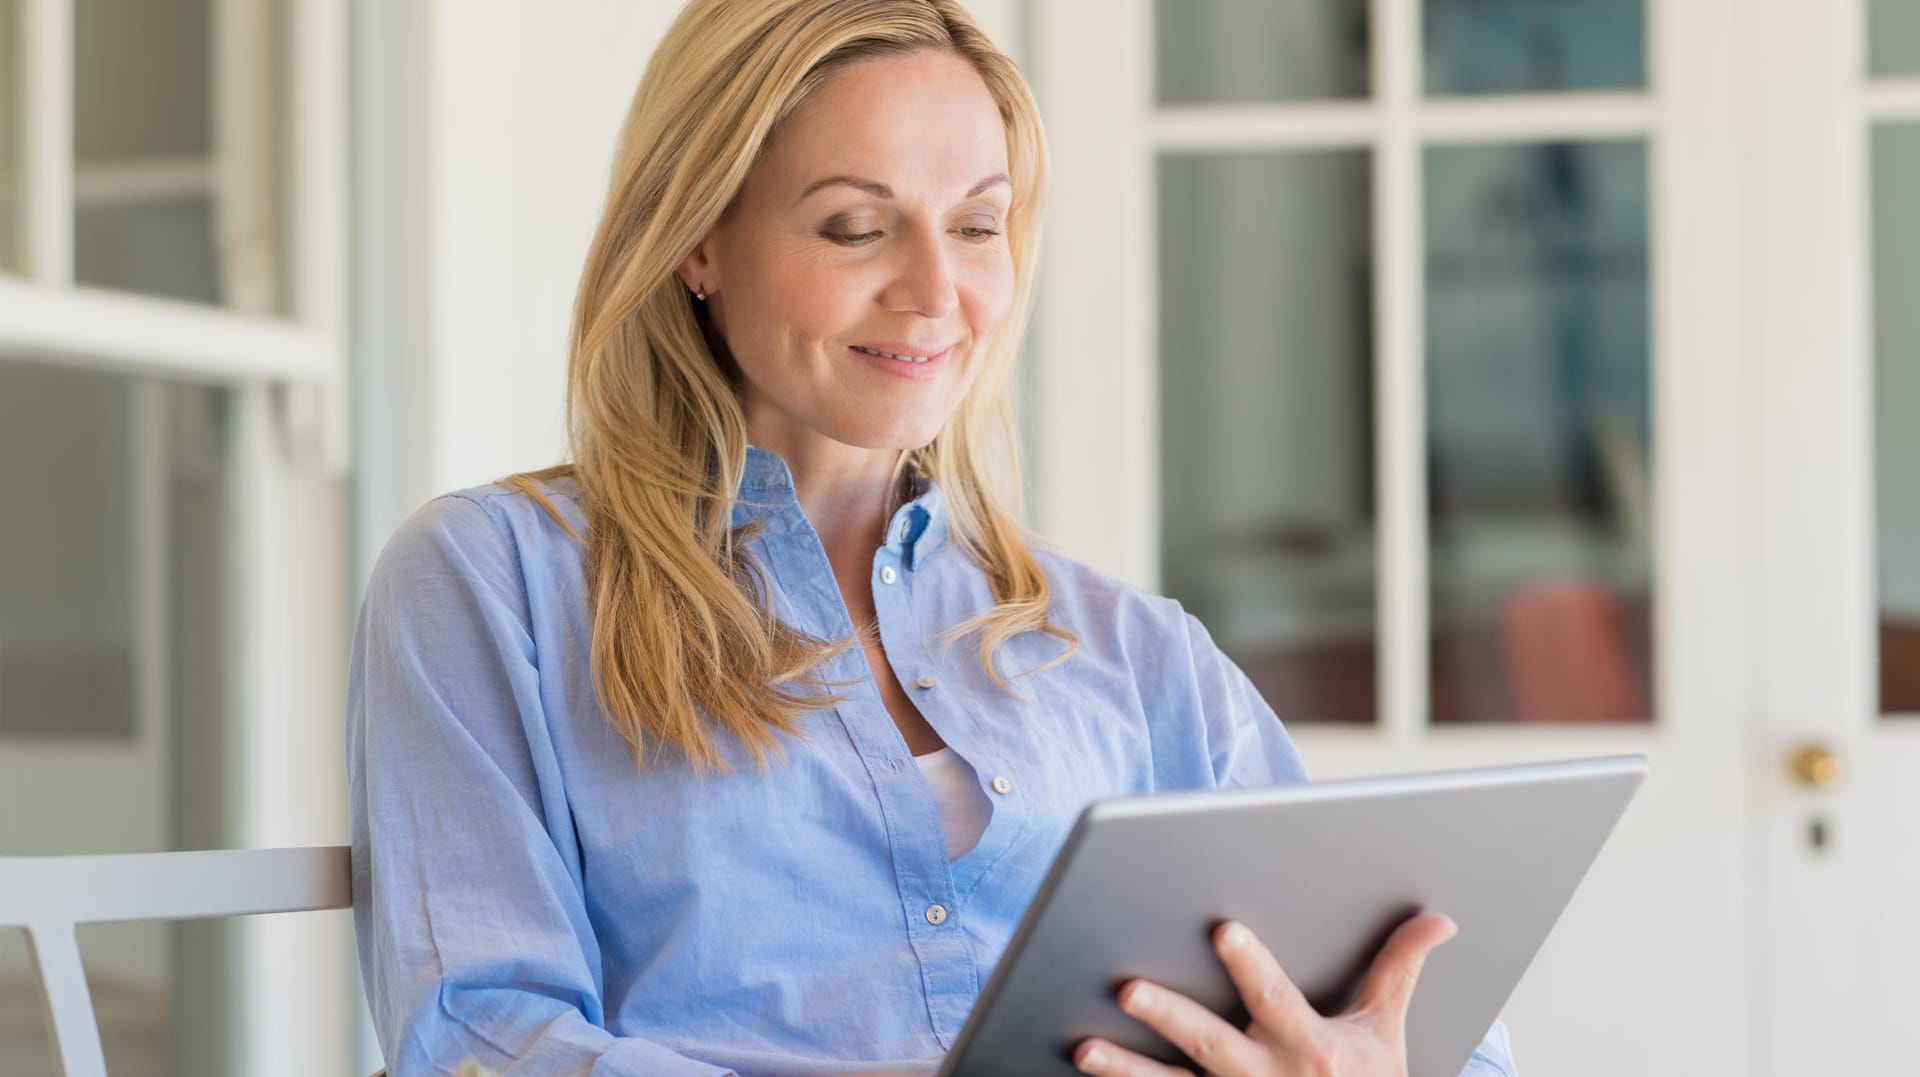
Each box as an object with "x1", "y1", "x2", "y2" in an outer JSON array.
[{"x1": 879, "y1": 226, "x2": 959, "y2": 320}]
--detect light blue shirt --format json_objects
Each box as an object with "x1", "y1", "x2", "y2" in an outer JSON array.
[{"x1": 348, "y1": 446, "x2": 1516, "y2": 1076}]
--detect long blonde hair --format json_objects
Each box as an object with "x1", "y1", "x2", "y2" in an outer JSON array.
[{"x1": 508, "y1": 0, "x2": 1075, "y2": 774}]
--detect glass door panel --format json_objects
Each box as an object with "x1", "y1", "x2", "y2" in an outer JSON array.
[
  {"x1": 1874, "y1": 122, "x2": 1920, "y2": 717},
  {"x1": 1869, "y1": 0, "x2": 1920, "y2": 77},
  {"x1": 1159, "y1": 149, "x2": 1377, "y2": 725},
  {"x1": 74, "y1": 0, "x2": 289, "y2": 313},
  {"x1": 0, "y1": 362, "x2": 140, "y2": 738},
  {"x1": 1424, "y1": 0, "x2": 1647, "y2": 96},
  {"x1": 1154, "y1": 0, "x2": 1370, "y2": 104},
  {"x1": 0, "y1": 356, "x2": 240, "y2": 1076},
  {"x1": 1424, "y1": 139, "x2": 1653, "y2": 724}
]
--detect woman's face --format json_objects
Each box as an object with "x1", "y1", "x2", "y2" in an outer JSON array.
[{"x1": 680, "y1": 48, "x2": 1016, "y2": 456}]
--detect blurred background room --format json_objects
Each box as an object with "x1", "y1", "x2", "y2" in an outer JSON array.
[{"x1": 0, "y1": 1, "x2": 1916, "y2": 1075}]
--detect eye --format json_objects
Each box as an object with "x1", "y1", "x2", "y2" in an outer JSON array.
[
  {"x1": 957, "y1": 226, "x2": 1003, "y2": 241},
  {"x1": 823, "y1": 230, "x2": 883, "y2": 246}
]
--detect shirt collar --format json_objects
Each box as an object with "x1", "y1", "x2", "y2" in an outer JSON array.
[
  {"x1": 732, "y1": 445, "x2": 948, "y2": 569},
  {"x1": 735, "y1": 443, "x2": 796, "y2": 499},
  {"x1": 885, "y1": 476, "x2": 947, "y2": 570}
]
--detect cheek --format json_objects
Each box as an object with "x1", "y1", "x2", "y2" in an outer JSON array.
[
  {"x1": 774, "y1": 259, "x2": 873, "y2": 329},
  {"x1": 965, "y1": 258, "x2": 1019, "y2": 340},
  {"x1": 729, "y1": 257, "x2": 865, "y2": 357}
]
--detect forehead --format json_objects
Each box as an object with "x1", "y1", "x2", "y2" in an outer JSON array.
[{"x1": 757, "y1": 49, "x2": 1010, "y2": 196}]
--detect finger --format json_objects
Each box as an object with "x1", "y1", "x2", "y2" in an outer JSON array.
[
  {"x1": 1348, "y1": 912, "x2": 1458, "y2": 1023},
  {"x1": 1211, "y1": 920, "x2": 1319, "y2": 1035},
  {"x1": 1114, "y1": 978, "x2": 1260, "y2": 1076},
  {"x1": 1072, "y1": 1036, "x2": 1195, "y2": 1077}
]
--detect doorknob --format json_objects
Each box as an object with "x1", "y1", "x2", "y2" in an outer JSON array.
[{"x1": 1788, "y1": 743, "x2": 1842, "y2": 789}]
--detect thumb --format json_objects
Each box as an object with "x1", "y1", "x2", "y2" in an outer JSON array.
[{"x1": 1348, "y1": 912, "x2": 1457, "y2": 1024}]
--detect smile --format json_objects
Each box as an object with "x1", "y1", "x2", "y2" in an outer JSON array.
[{"x1": 851, "y1": 344, "x2": 945, "y2": 364}]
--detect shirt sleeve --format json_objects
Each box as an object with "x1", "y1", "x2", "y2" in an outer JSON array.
[
  {"x1": 1461, "y1": 1019, "x2": 1518, "y2": 1075},
  {"x1": 348, "y1": 495, "x2": 733, "y2": 1077},
  {"x1": 1181, "y1": 612, "x2": 1311, "y2": 787}
]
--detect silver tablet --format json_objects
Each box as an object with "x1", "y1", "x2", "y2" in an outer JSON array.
[{"x1": 937, "y1": 754, "x2": 1648, "y2": 1077}]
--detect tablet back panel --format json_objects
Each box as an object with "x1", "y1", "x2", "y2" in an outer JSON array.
[{"x1": 939, "y1": 755, "x2": 1647, "y2": 1077}]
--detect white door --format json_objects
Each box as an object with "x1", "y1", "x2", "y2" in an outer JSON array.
[
  {"x1": 1752, "y1": 0, "x2": 1920, "y2": 1074},
  {"x1": 1028, "y1": 1, "x2": 1758, "y2": 1073}
]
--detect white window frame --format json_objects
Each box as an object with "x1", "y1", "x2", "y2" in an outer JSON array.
[
  {"x1": 2, "y1": 2, "x2": 354, "y2": 1076},
  {"x1": 1028, "y1": 0, "x2": 1746, "y2": 758}
]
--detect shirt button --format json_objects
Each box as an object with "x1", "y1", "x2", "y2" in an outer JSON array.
[
  {"x1": 879, "y1": 566, "x2": 898, "y2": 585},
  {"x1": 991, "y1": 775, "x2": 1013, "y2": 795},
  {"x1": 925, "y1": 903, "x2": 948, "y2": 925},
  {"x1": 915, "y1": 674, "x2": 937, "y2": 689}
]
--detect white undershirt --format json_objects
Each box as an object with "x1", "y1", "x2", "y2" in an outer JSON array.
[{"x1": 913, "y1": 747, "x2": 993, "y2": 861}]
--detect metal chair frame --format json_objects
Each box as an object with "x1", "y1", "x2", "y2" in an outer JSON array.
[{"x1": 0, "y1": 845, "x2": 359, "y2": 1077}]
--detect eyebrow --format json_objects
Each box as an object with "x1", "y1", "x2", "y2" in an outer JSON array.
[{"x1": 795, "y1": 172, "x2": 1011, "y2": 206}]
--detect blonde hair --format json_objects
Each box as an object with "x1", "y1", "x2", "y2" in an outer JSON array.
[{"x1": 508, "y1": 0, "x2": 1075, "y2": 774}]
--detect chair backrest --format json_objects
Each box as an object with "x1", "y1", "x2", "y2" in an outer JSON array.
[{"x1": 0, "y1": 846, "x2": 353, "y2": 1077}]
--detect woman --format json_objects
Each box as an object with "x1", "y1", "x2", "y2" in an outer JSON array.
[{"x1": 348, "y1": 2, "x2": 1517, "y2": 1075}]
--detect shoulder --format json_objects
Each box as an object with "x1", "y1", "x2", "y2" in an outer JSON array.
[
  {"x1": 1024, "y1": 546, "x2": 1303, "y2": 787},
  {"x1": 386, "y1": 475, "x2": 583, "y2": 552},
  {"x1": 1028, "y1": 547, "x2": 1211, "y2": 656},
  {"x1": 368, "y1": 475, "x2": 587, "y2": 600}
]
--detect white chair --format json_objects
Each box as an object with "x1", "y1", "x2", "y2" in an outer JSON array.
[{"x1": 0, "y1": 845, "x2": 375, "y2": 1077}]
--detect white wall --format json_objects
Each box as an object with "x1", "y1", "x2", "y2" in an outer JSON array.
[{"x1": 416, "y1": 2, "x2": 674, "y2": 496}]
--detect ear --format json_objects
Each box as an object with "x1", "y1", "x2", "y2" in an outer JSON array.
[{"x1": 675, "y1": 234, "x2": 718, "y2": 295}]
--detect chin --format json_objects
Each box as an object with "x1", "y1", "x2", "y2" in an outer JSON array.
[
  {"x1": 829, "y1": 414, "x2": 948, "y2": 452},
  {"x1": 836, "y1": 427, "x2": 943, "y2": 453}
]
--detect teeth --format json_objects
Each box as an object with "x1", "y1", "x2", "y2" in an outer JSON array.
[{"x1": 855, "y1": 345, "x2": 931, "y2": 364}]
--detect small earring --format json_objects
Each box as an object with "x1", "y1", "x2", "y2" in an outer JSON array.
[{"x1": 692, "y1": 283, "x2": 707, "y2": 301}]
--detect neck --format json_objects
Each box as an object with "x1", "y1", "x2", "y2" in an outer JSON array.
[{"x1": 752, "y1": 433, "x2": 903, "y2": 567}]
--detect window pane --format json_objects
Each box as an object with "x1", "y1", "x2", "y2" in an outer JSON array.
[
  {"x1": 1870, "y1": 0, "x2": 1920, "y2": 77},
  {"x1": 1156, "y1": 0, "x2": 1370, "y2": 105},
  {"x1": 1425, "y1": 141, "x2": 1653, "y2": 724},
  {"x1": 73, "y1": 0, "x2": 290, "y2": 314},
  {"x1": 0, "y1": 0, "x2": 19, "y2": 272},
  {"x1": 0, "y1": 357, "x2": 242, "y2": 1075},
  {"x1": 1425, "y1": 0, "x2": 1646, "y2": 96},
  {"x1": 76, "y1": 195, "x2": 224, "y2": 305},
  {"x1": 1876, "y1": 124, "x2": 1920, "y2": 716},
  {"x1": 1159, "y1": 150, "x2": 1377, "y2": 725},
  {"x1": 0, "y1": 363, "x2": 138, "y2": 737}
]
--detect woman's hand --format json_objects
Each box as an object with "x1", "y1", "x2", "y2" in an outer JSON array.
[{"x1": 1072, "y1": 912, "x2": 1457, "y2": 1077}]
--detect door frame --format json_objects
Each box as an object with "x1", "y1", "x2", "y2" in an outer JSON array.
[{"x1": 1750, "y1": 1, "x2": 1920, "y2": 1074}]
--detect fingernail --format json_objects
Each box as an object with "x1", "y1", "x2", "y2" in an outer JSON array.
[
  {"x1": 1219, "y1": 920, "x2": 1252, "y2": 952},
  {"x1": 1079, "y1": 1046, "x2": 1108, "y2": 1072},
  {"x1": 1120, "y1": 982, "x2": 1155, "y2": 1013}
]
